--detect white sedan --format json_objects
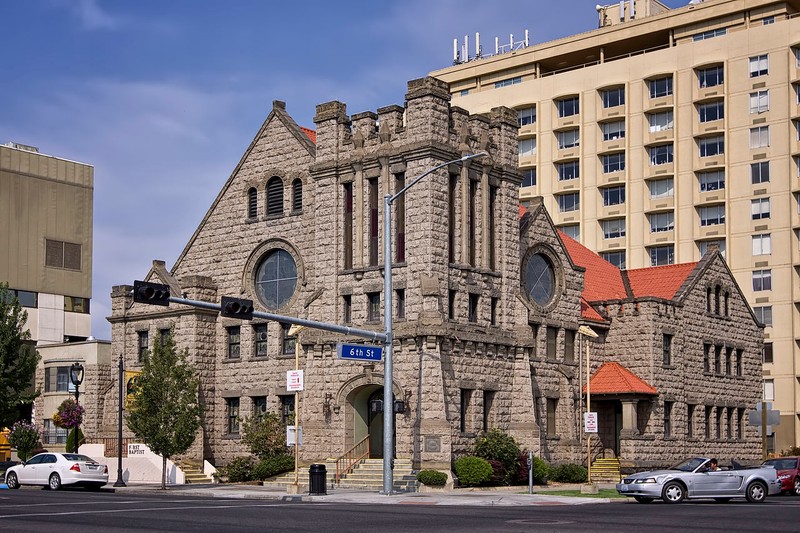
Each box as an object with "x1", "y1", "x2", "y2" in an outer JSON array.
[{"x1": 5, "y1": 452, "x2": 108, "y2": 490}]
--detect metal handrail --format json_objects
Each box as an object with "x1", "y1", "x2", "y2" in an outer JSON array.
[{"x1": 335, "y1": 435, "x2": 370, "y2": 485}]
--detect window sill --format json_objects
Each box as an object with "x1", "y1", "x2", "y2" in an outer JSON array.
[
  {"x1": 251, "y1": 355, "x2": 269, "y2": 361},
  {"x1": 662, "y1": 364, "x2": 676, "y2": 370},
  {"x1": 222, "y1": 358, "x2": 243, "y2": 364}
]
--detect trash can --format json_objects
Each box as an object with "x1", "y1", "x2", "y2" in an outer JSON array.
[{"x1": 309, "y1": 463, "x2": 327, "y2": 495}]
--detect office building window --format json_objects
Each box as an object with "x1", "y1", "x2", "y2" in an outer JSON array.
[
  {"x1": 754, "y1": 305, "x2": 772, "y2": 327},
  {"x1": 519, "y1": 137, "x2": 536, "y2": 158},
  {"x1": 648, "y1": 76, "x2": 673, "y2": 98},
  {"x1": 460, "y1": 389, "x2": 472, "y2": 432},
  {"x1": 601, "y1": 251, "x2": 626, "y2": 269},
  {"x1": 602, "y1": 185, "x2": 625, "y2": 206},
  {"x1": 764, "y1": 379, "x2": 774, "y2": 401},
  {"x1": 227, "y1": 326, "x2": 241, "y2": 359},
  {"x1": 8, "y1": 289, "x2": 37, "y2": 308},
  {"x1": 697, "y1": 65, "x2": 723, "y2": 88},
  {"x1": 546, "y1": 398, "x2": 558, "y2": 436},
  {"x1": 752, "y1": 234, "x2": 771, "y2": 256},
  {"x1": 749, "y1": 54, "x2": 768, "y2": 77},
  {"x1": 750, "y1": 90, "x2": 769, "y2": 113},
  {"x1": 557, "y1": 193, "x2": 580, "y2": 213},
  {"x1": 763, "y1": 15, "x2": 775, "y2": 24},
  {"x1": 253, "y1": 324, "x2": 268, "y2": 357},
  {"x1": 698, "y1": 170, "x2": 724, "y2": 192},
  {"x1": 601, "y1": 120, "x2": 625, "y2": 142},
  {"x1": 649, "y1": 245, "x2": 674, "y2": 266},
  {"x1": 649, "y1": 177, "x2": 674, "y2": 198},
  {"x1": 602, "y1": 153, "x2": 625, "y2": 173},
  {"x1": 64, "y1": 296, "x2": 90, "y2": 314},
  {"x1": 751, "y1": 162, "x2": 769, "y2": 184},
  {"x1": 601, "y1": 87, "x2": 625, "y2": 108},
  {"x1": 367, "y1": 292, "x2": 380, "y2": 322},
  {"x1": 468, "y1": 293, "x2": 479, "y2": 323},
  {"x1": 546, "y1": 327, "x2": 557, "y2": 361},
  {"x1": 517, "y1": 106, "x2": 536, "y2": 126},
  {"x1": 560, "y1": 224, "x2": 580, "y2": 240},
  {"x1": 664, "y1": 401, "x2": 673, "y2": 438},
  {"x1": 45, "y1": 239, "x2": 82, "y2": 271},
  {"x1": 750, "y1": 126, "x2": 770, "y2": 148},
  {"x1": 648, "y1": 110, "x2": 673, "y2": 132},
  {"x1": 522, "y1": 168, "x2": 536, "y2": 187},
  {"x1": 699, "y1": 135, "x2": 724, "y2": 157},
  {"x1": 495, "y1": 76, "x2": 521, "y2": 88},
  {"x1": 752, "y1": 270, "x2": 772, "y2": 291},
  {"x1": 763, "y1": 342, "x2": 773, "y2": 364},
  {"x1": 557, "y1": 129, "x2": 579, "y2": 149},
  {"x1": 564, "y1": 329, "x2": 575, "y2": 364},
  {"x1": 137, "y1": 331, "x2": 148, "y2": 362},
  {"x1": 396, "y1": 289, "x2": 405, "y2": 319},
  {"x1": 281, "y1": 323, "x2": 296, "y2": 355},
  {"x1": 649, "y1": 144, "x2": 673, "y2": 166},
  {"x1": 698, "y1": 101, "x2": 724, "y2": 123},
  {"x1": 649, "y1": 212, "x2": 674, "y2": 233},
  {"x1": 601, "y1": 218, "x2": 626, "y2": 239},
  {"x1": 663, "y1": 334, "x2": 673, "y2": 366},
  {"x1": 556, "y1": 96, "x2": 579, "y2": 118},
  {"x1": 699, "y1": 205, "x2": 725, "y2": 227},
  {"x1": 556, "y1": 160, "x2": 579, "y2": 181},
  {"x1": 226, "y1": 398, "x2": 240, "y2": 435},
  {"x1": 750, "y1": 198, "x2": 770, "y2": 220},
  {"x1": 693, "y1": 28, "x2": 726, "y2": 41}
]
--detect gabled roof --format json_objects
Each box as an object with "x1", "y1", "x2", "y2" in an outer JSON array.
[
  {"x1": 581, "y1": 297, "x2": 607, "y2": 323},
  {"x1": 300, "y1": 126, "x2": 316, "y2": 144},
  {"x1": 558, "y1": 231, "x2": 628, "y2": 301},
  {"x1": 583, "y1": 362, "x2": 658, "y2": 395},
  {"x1": 626, "y1": 262, "x2": 698, "y2": 300}
]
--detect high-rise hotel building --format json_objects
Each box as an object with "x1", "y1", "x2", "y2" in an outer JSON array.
[{"x1": 432, "y1": 0, "x2": 800, "y2": 451}]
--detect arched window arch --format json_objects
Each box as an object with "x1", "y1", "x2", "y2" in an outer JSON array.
[
  {"x1": 292, "y1": 178, "x2": 303, "y2": 212},
  {"x1": 714, "y1": 285, "x2": 721, "y2": 315},
  {"x1": 266, "y1": 177, "x2": 284, "y2": 216},
  {"x1": 247, "y1": 187, "x2": 258, "y2": 219}
]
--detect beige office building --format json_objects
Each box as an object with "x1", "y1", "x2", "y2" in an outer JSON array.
[{"x1": 433, "y1": 0, "x2": 800, "y2": 452}]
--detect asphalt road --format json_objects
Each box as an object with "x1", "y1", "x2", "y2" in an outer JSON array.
[{"x1": 1, "y1": 487, "x2": 798, "y2": 532}]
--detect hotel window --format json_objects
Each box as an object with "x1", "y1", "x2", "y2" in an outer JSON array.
[
  {"x1": 764, "y1": 379, "x2": 774, "y2": 401},
  {"x1": 137, "y1": 331, "x2": 148, "y2": 362},
  {"x1": 247, "y1": 187, "x2": 258, "y2": 218},
  {"x1": 546, "y1": 398, "x2": 557, "y2": 437},
  {"x1": 343, "y1": 294, "x2": 352, "y2": 323},
  {"x1": 557, "y1": 192, "x2": 579, "y2": 213},
  {"x1": 281, "y1": 323, "x2": 296, "y2": 355},
  {"x1": 687, "y1": 404, "x2": 695, "y2": 438},
  {"x1": 396, "y1": 289, "x2": 405, "y2": 319},
  {"x1": 754, "y1": 305, "x2": 772, "y2": 327},
  {"x1": 564, "y1": 329, "x2": 575, "y2": 364},
  {"x1": 649, "y1": 177, "x2": 674, "y2": 199},
  {"x1": 556, "y1": 96, "x2": 579, "y2": 118},
  {"x1": 750, "y1": 198, "x2": 770, "y2": 220},
  {"x1": 648, "y1": 76, "x2": 673, "y2": 98},
  {"x1": 601, "y1": 120, "x2": 625, "y2": 142},
  {"x1": 226, "y1": 398, "x2": 240, "y2": 435},
  {"x1": 698, "y1": 239, "x2": 725, "y2": 258},
  {"x1": 253, "y1": 324, "x2": 268, "y2": 357},
  {"x1": 227, "y1": 326, "x2": 241, "y2": 359},
  {"x1": 648, "y1": 110, "x2": 673, "y2": 132},
  {"x1": 556, "y1": 160, "x2": 579, "y2": 181},
  {"x1": 343, "y1": 182, "x2": 353, "y2": 269},
  {"x1": 601, "y1": 87, "x2": 625, "y2": 108},
  {"x1": 749, "y1": 90, "x2": 769, "y2": 113},
  {"x1": 560, "y1": 224, "x2": 580, "y2": 240},
  {"x1": 495, "y1": 76, "x2": 521, "y2": 88},
  {"x1": 649, "y1": 212, "x2": 674, "y2": 233},
  {"x1": 749, "y1": 54, "x2": 768, "y2": 78},
  {"x1": 557, "y1": 129, "x2": 579, "y2": 149},
  {"x1": 601, "y1": 251, "x2": 626, "y2": 269},
  {"x1": 698, "y1": 101, "x2": 724, "y2": 123},
  {"x1": 763, "y1": 342, "x2": 773, "y2": 364},
  {"x1": 45, "y1": 239, "x2": 82, "y2": 271},
  {"x1": 448, "y1": 290, "x2": 456, "y2": 320},
  {"x1": 460, "y1": 389, "x2": 472, "y2": 432},
  {"x1": 266, "y1": 176, "x2": 283, "y2": 216},
  {"x1": 546, "y1": 327, "x2": 557, "y2": 361},
  {"x1": 699, "y1": 205, "x2": 725, "y2": 227},
  {"x1": 650, "y1": 245, "x2": 674, "y2": 266},
  {"x1": 519, "y1": 137, "x2": 536, "y2": 158},
  {"x1": 368, "y1": 177, "x2": 379, "y2": 266},
  {"x1": 752, "y1": 269, "x2": 772, "y2": 291},
  {"x1": 602, "y1": 153, "x2": 625, "y2": 173},
  {"x1": 763, "y1": 15, "x2": 775, "y2": 24},
  {"x1": 750, "y1": 162, "x2": 770, "y2": 184},
  {"x1": 291, "y1": 179, "x2": 303, "y2": 212},
  {"x1": 699, "y1": 135, "x2": 724, "y2": 157},
  {"x1": 468, "y1": 293, "x2": 478, "y2": 323},
  {"x1": 522, "y1": 168, "x2": 536, "y2": 187},
  {"x1": 664, "y1": 401, "x2": 673, "y2": 437},
  {"x1": 795, "y1": 47, "x2": 800, "y2": 68},
  {"x1": 692, "y1": 27, "x2": 726, "y2": 41},
  {"x1": 602, "y1": 185, "x2": 625, "y2": 206},
  {"x1": 252, "y1": 396, "x2": 267, "y2": 420},
  {"x1": 600, "y1": 218, "x2": 625, "y2": 239},
  {"x1": 697, "y1": 65, "x2": 724, "y2": 88},
  {"x1": 698, "y1": 170, "x2": 724, "y2": 192},
  {"x1": 752, "y1": 233, "x2": 771, "y2": 256},
  {"x1": 750, "y1": 126, "x2": 770, "y2": 148},
  {"x1": 367, "y1": 292, "x2": 380, "y2": 322},
  {"x1": 517, "y1": 106, "x2": 536, "y2": 126},
  {"x1": 649, "y1": 144, "x2": 673, "y2": 166}
]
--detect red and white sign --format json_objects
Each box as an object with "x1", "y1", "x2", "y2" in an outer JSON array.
[
  {"x1": 584, "y1": 412, "x2": 598, "y2": 433},
  {"x1": 286, "y1": 370, "x2": 304, "y2": 392}
]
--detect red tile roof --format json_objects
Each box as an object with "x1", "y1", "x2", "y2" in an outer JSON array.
[
  {"x1": 558, "y1": 231, "x2": 627, "y2": 302},
  {"x1": 626, "y1": 263, "x2": 697, "y2": 300},
  {"x1": 581, "y1": 298, "x2": 607, "y2": 323},
  {"x1": 300, "y1": 126, "x2": 316, "y2": 144},
  {"x1": 583, "y1": 362, "x2": 658, "y2": 395}
]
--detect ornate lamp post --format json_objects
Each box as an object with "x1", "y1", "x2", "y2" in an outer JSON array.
[{"x1": 69, "y1": 362, "x2": 84, "y2": 453}]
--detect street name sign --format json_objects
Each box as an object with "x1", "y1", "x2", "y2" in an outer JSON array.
[{"x1": 336, "y1": 342, "x2": 383, "y2": 362}]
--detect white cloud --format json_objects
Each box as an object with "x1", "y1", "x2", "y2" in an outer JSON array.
[{"x1": 64, "y1": 0, "x2": 121, "y2": 30}]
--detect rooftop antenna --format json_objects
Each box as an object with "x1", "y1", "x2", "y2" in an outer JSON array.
[
  {"x1": 475, "y1": 32, "x2": 481, "y2": 58},
  {"x1": 463, "y1": 34, "x2": 469, "y2": 62},
  {"x1": 630, "y1": 0, "x2": 635, "y2": 18},
  {"x1": 453, "y1": 38, "x2": 459, "y2": 63},
  {"x1": 619, "y1": 1, "x2": 625, "y2": 21},
  {"x1": 524, "y1": 29, "x2": 529, "y2": 47},
  {"x1": 495, "y1": 36, "x2": 499, "y2": 55}
]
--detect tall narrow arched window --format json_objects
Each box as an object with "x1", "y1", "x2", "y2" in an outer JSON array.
[
  {"x1": 706, "y1": 287, "x2": 712, "y2": 313},
  {"x1": 292, "y1": 178, "x2": 303, "y2": 212},
  {"x1": 247, "y1": 187, "x2": 258, "y2": 219},
  {"x1": 724, "y1": 291, "x2": 730, "y2": 316},
  {"x1": 714, "y1": 285, "x2": 721, "y2": 315},
  {"x1": 266, "y1": 177, "x2": 284, "y2": 216}
]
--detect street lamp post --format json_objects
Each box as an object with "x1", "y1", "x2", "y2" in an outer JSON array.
[
  {"x1": 381, "y1": 152, "x2": 487, "y2": 495},
  {"x1": 114, "y1": 354, "x2": 126, "y2": 487},
  {"x1": 288, "y1": 324, "x2": 305, "y2": 494},
  {"x1": 578, "y1": 325, "x2": 598, "y2": 487},
  {"x1": 69, "y1": 362, "x2": 84, "y2": 454}
]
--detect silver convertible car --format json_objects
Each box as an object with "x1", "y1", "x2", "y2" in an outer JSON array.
[{"x1": 616, "y1": 457, "x2": 781, "y2": 504}]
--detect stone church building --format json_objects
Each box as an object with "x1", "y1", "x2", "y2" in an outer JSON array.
[{"x1": 101, "y1": 76, "x2": 763, "y2": 472}]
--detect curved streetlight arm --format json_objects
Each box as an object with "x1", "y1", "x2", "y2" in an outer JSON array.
[{"x1": 387, "y1": 152, "x2": 488, "y2": 206}]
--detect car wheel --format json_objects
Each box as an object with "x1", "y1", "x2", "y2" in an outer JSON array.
[
  {"x1": 794, "y1": 478, "x2": 800, "y2": 496},
  {"x1": 714, "y1": 498, "x2": 731, "y2": 503},
  {"x1": 633, "y1": 496, "x2": 654, "y2": 504},
  {"x1": 5, "y1": 472, "x2": 20, "y2": 489},
  {"x1": 745, "y1": 480, "x2": 767, "y2": 503},
  {"x1": 662, "y1": 481, "x2": 685, "y2": 504},
  {"x1": 48, "y1": 473, "x2": 62, "y2": 491}
]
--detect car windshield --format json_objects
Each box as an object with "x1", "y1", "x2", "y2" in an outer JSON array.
[
  {"x1": 669, "y1": 458, "x2": 707, "y2": 472},
  {"x1": 62, "y1": 454, "x2": 97, "y2": 463},
  {"x1": 764, "y1": 458, "x2": 796, "y2": 470}
]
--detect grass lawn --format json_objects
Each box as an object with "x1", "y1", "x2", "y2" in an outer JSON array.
[{"x1": 533, "y1": 488, "x2": 625, "y2": 499}]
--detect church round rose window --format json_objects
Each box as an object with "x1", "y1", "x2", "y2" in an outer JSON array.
[
  {"x1": 255, "y1": 249, "x2": 297, "y2": 309},
  {"x1": 524, "y1": 252, "x2": 556, "y2": 307}
]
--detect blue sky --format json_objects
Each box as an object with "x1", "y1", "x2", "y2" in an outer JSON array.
[{"x1": 0, "y1": 0, "x2": 686, "y2": 339}]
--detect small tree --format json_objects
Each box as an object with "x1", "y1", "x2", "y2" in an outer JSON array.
[
  {"x1": 241, "y1": 412, "x2": 288, "y2": 459},
  {"x1": 0, "y1": 283, "x2": 41, "y2": 428},
  {"x1": 125, "y1": 332, "x2": 201, "y2": 489},
  {"x1": 8, "y1": 420, "x2": 39, "y2": 462}
]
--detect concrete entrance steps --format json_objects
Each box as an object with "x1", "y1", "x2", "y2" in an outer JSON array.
[
  {"x1": 261, "y1": 461, "x2": 338, "y2": 489},
  {"x1": 178, "y1": 459, "x2": 213, "y2": 484},
  {"x1": 590, "y1": 457, "x2": 622, "y2": 482},
  {"x1": 263, "y1": 458, "x2": 417, "y2": 493}
]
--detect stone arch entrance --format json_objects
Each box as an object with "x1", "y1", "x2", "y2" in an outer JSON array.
[{"x1": 337, "y1": 371, "x2": 402, "y2": 459}]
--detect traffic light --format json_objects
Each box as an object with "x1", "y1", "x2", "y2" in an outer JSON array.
[
  {"x1": 133, "y1": 280, "x2": 171, "y2": 306},
  {"x1": 220, "y1": 296, "x2": 254, "y2": 320}
]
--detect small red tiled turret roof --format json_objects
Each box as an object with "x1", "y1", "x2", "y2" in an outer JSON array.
[
  {"x1": 581, "y1": 298, "x2": 606, "y2": 323},
  {"x1": 583, "y1": 362, "x2": 658, "y2": 395},
  {"x1": 300, "y1": 126, "x2": 316, "y2": 144},
  {"x1": 558, "y1": 231, "x2": 627, "y2": 302},
  {"x1": 626, "y1": 263, "x2": 697, "y2": 300}
]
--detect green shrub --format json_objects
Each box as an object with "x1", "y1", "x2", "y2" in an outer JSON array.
[
  {"x1": 511, "y1": 451, "x2": 548, "y2": 485},
  {"x1": 252, "y1": 454, "x2": 295, "y2": 480},
  {"x1": 487, "y1": 459, "x2": 506, "y2": 486},
  {"x1": 241, "y1": 413, "x2": 289, "y2": 459},
  {"x1": 454, "y1": 456, "x2": 493, "y2": 487},
  {"x1": 223, "y1": 456, "x2": 254, "y2": 482},
  {"x1": 417, "y1": 469, "x2": 448, "y2": 486},
  {"x1": 548, "y1": 463, "x2": 588, "y2": 483},
  {"x1": 65, "y1": 428, "x2": 85, "y2": 454},
  {"x1": 474, "y1": 429, "x2": 520, "y2": 485}
]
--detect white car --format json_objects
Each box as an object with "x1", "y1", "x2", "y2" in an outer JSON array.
[{"x1": 5, "y1": 452, "x2": 108, "y2": 491}]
